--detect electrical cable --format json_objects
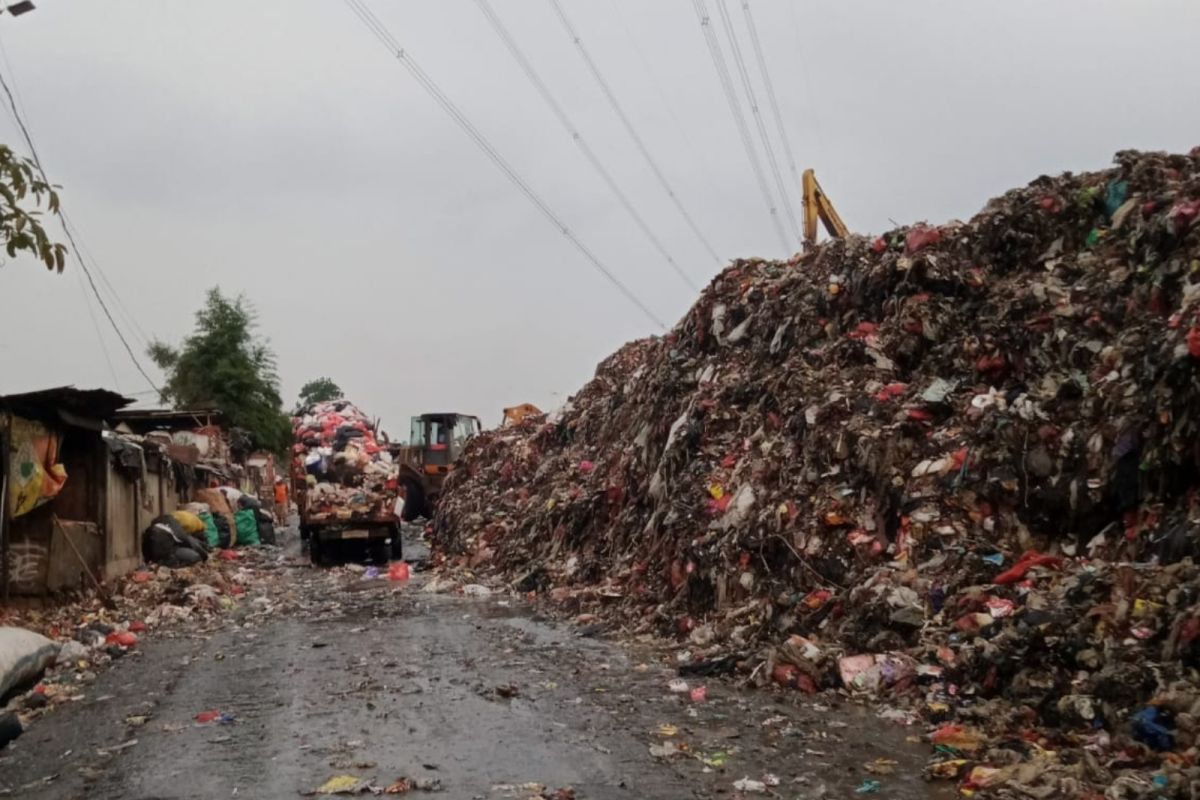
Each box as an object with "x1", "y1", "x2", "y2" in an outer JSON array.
[
  {"x1": 607, "y1": 0, "x2": 727, "y2": 212},
  {"x1": 546, "y1": 0, "x2": 722, "y2": 266},
  {"x1": 788, "y1": 0, "x2": 829, "y2": 164},
  {"x1": 343, "y1": 0, "x2": 667, "y2": 330},
  {"x1": 73, "y1": 265, "x2": 122, "y2": 388},
  {"x1": 475, "y1": 0, "x2": 698, "y2": 291},
  {"x1": 740, "y1": 0, "x2": 803, "y2": 225},
  {"x1": 0, "y1": 34, "x2": 122, "y2": 387},
  {"x1": 714, "y1": 0, "x2": 800, "y2": 244},
  {"x1": 0, "y1": 30, "x2": 151, "y2": 350},
  {"x1": 689, "y1": 0, "x2": 790, "y2": 253},
  {"x1": 0, "y1": 63, "x2": 162, "y2": 393}
]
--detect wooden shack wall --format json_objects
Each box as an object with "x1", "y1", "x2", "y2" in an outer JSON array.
[
  {"x1": 5, "y1": 424, "x2": 106, "y2": 595},
  {"x1": 103, "y1": 451, "x2": 178, "y2": 581}
]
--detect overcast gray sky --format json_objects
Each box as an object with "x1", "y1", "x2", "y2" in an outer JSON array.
[{"x1": 0, "y1": 0, "x2": 1197, "y2": 435}]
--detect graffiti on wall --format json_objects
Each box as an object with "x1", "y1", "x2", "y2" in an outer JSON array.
[{"x1": 6, "y1": 539, "x2": 47, "y2": 586}]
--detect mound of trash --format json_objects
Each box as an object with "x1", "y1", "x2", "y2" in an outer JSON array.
[{"x1": 436, "y1": 150, "x2": 1200, "y2": 794}]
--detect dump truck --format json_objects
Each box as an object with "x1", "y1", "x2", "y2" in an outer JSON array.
[
  {"x1": 292, "y1": 399, "x2": 402, "y2": 565},
  {"x1": 393, "y1": 412, "x2": 482, "y2": 521}
]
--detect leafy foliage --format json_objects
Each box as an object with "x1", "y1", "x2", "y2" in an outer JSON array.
[
  {"x1": 0, "y1": 145, "x2": 67, "y2": 271},
  {"x1": 149, "y1": 288, "x2": 291, "y2": 455},
  {"x1": 297, "y1": 377, "x2": 343, "y2": 409}
]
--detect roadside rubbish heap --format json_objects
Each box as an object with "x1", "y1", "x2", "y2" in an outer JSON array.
[
  {"x1": 436, "y1": 149, "x2": 1200, "y2": 797},
  {"x1": 0, "y1": 548, "x2": 294, "y2": 750},
  {"x1": 140, "y1": 490, "x2": 277, "y2": 568},
  {"x1": 292, "y1": 399, "x2": 398, "y2": 522}
]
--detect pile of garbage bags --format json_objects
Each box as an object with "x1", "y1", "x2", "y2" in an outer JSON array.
[
  {"x1": 435, "y1": 149, "x2": 1200, "y2": 794},
  {"x1": 292, "y1": 399, "x2": 398, "y2": 520},
  {"x1": 141, "y1": 491, "x2": 277, "y2": 568}
]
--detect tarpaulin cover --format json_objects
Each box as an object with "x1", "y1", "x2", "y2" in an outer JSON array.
[{"x1": 8, "y1": 416, "x2": 66, "y2": 518}]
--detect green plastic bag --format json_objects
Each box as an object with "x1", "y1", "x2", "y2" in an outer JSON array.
[
  {"x1": 234, "y1": 508, "x2": 260, "y2": 547},
  {"x1": 199, "y1": 512, "x2": 219, "y2": 549}
]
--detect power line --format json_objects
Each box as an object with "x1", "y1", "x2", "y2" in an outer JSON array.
[
  {"x1": 72, "y1": 265, "x2": 122, "y2": 389},
  {"x1": 546, "y1": 0, "x2": 723, "y2": 267},
  {"x1": 0, "y1": 63, "x2": 162, "y2": 394},
  {"x1": 741, "y1": 0, "x2": 803, "y2": 220},
  {"x1": 689, "y1": 0, "x2": 790, "y2": 253},
  {"x1": 0, "y1": 31, "x2": 153, "y2": 352},
  {"x1": 607, "y1": 0, "x2": 727, "y2": 205},
  {"x1": 787, "y1": 0, "x2": 828, "y2": 164},
  {"x1": 714, "y1": 0, "x2": 800, "y2": 245},
  {"x1": 343, "y1": 0, "x2": 667, "y2": 330},
  {"x1": 0, "y1": 38, "x2": 117, "y2": 386},
  {"x1": 0, "y1": 31, "x2": 120, "y2": 384},
  {"x1": 61, "y1": 211, "x2": 152, "y2": 348},
  {"x1": 474, "y1": 0, "x2": 698, "y2": 292}
]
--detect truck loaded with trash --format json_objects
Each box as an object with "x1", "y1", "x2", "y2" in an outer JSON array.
[{"x1": 292, "y1": 399, "x2": 403, "y2": 564}]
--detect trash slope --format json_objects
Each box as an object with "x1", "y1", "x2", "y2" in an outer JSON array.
[{"x1": 436, "y1": 149, "x2": 1200, "y2": 795}]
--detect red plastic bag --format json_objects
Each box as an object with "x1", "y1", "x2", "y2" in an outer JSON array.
[
  {"x1": 388, "y1": 562, "x2": 410, "y2": 582},
  {"x1": 106, "y1": 631, "x2": 138, "y2": 648},
  {"x1": 993, "y1": 551, "x2": 1063, "y2": 584},
  {"x1": 905, "y1": 225, "x2": 942, "y2": 253}
]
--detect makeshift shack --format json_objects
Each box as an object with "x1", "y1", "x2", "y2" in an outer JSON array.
[{"x1": 0, "y1": 388, "x2": 129, "y2": 599}]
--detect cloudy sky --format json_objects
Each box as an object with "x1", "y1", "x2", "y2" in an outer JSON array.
[{"x1": 0, "y1": 0, "x2": 1197, "y2": 436}]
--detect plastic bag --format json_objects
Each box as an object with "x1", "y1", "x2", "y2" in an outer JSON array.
[
  {"x1": 234, "y1": 508, "x2": 260, "y2": 547},
  {"x1": 0, "y1": 627, "x2": 59, "y2": 701},
  {"x1": 171, "y1": 510, "x2": 206, "y2": 535},
  {"x1": 199, "y1": 512, "x2": 220, "y2": 549}
]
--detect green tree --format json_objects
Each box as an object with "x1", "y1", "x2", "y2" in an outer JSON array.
[
  {"x1": 297, "y1": 377, "x2": 342, "y2": 409},
  {"x1": 149, "y1": 288, "x2": 291, "y2": 455},
  {"x1": 0, "y1": 145, "x2": 67, "y2": 271}
]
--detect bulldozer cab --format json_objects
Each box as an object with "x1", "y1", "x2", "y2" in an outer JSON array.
[
  {"x1": 394, "y1": 413, "x2": 481, "y2": 521},
  {"x1": 407, "y1": 413, "x2": 481, "y2": 473}
]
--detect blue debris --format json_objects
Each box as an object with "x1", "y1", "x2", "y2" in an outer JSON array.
[{"x1": 1131, "y1": 707, "x2": 1174, "y2": 752}]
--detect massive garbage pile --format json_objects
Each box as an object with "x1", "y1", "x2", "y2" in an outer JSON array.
[
  {"x1": 293, "y1": 400, "x2": 399, "y2": 521},
  {"x1": 436, "y1": 150, "x2": 1200, "y2": 796}
]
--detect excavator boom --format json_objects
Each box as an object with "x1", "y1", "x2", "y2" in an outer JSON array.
[{"x1": 802, "y1": 168, "x2": 849, "y2": 250}]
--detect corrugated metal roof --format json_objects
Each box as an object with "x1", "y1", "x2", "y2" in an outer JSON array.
[{"x1": 0, "y1": 385, "x2": 133, "y2": 423}]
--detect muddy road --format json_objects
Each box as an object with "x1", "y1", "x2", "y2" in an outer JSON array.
[{"x1": 1, "y1": 539, "x2": 943, "y2": 799}]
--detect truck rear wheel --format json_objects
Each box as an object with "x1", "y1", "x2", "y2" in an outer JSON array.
[
  {"x1": 401, "y1": 478, "x2": 426, "y2": 522},
  {"x1": 390, "y1": 525, "x2": 403, "y2": 561},
  {"x1": 368, "y1": 538, "x2": 390, "y2": 565}
]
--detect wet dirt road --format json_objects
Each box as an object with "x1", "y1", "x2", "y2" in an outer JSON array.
[{"x1": 0, "y1": 546, "x2": 943, "y2": 799}]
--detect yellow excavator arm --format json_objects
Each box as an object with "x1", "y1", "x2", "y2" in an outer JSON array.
[{"x1": 801, "y1": 168, "x2": 849, "y2": 250}]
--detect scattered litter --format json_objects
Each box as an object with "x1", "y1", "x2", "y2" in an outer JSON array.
[{"x1": 732, "y1": 777, "x2": 766, "y2": 793}]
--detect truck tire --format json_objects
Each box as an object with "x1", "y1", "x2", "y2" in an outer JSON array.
[
  {"x1": 401, "y1": 478, "x2": 426, "y2": 522},
  {"x1": 389, "y1": 525, "x2": 403, "y2": 561},
  {"x1": 368, "y1": 538, "x2": 389, "y2": 565}
]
